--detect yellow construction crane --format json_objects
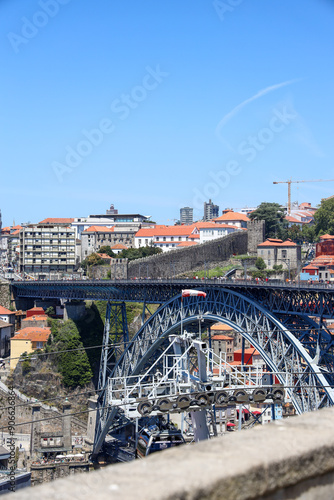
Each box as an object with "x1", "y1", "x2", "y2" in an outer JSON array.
[{"x1": 273, "y1": 178, "x2": 334, "y2": 215}]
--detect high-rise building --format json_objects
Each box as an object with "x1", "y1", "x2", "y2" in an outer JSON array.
[
  {"x1": 203, "y1": 200, "x2": 219, "y2": 221},
  {"x1": 180, "y1": 207, "x2": 193, "y2": 225},
  {"x1": 19, "y1": 222, "x2": 76, "y2": 277}
]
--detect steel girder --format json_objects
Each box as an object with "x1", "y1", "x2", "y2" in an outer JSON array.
[
  {"x1": 92, "y1": 287, "x2": 334, "y2": 456},
  {"x1": 112, "y1": 288, "x2": 334, "y2": 413},
  {"x1": 11, "y1": 280, "x2": 334, "y2": 318},
  {"x1": 95, "y1": 301, "x2": 129, "y2": 457}
]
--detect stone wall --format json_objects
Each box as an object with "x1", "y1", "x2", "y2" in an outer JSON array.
[
  {"x1": 31, "y1": 462, "x2": 90, "y2": 486},
  {"x1": 247, "y1": 219, "x2": 265, "y2": 254},
  {"x1": 89, "y1": 259, "x2": 128, "y2": 280},
  {"x1": 128, "y1": 231, "x2": 248, "y2": 279},
  {"x1": 12, "y1": 407, "x2": 334, "y2": 500},
  {"x1": 0, "y1": 282, "x2": 11, "y2": 309}
]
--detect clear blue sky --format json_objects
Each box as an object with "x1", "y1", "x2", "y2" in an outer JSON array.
[{"x1": 1, "y1": 0, "x2": 334, "y2": 226}]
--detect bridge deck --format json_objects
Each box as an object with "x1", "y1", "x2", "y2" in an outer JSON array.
[{"x1": 12, "y1": 278, "x2": 334, "y2": 317}]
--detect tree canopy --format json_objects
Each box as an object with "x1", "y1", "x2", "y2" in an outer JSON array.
[
  {"x1": 46, "y1": 319, "x2": 93, "y2": 388},
  {"x1": 314, "y1": 198, "x2": 334, "y2": 237},
  {"x1": 81, "y1": 252, "x2": 105, "y2": 270},
  {"x1": 250, "y1": 202, "x2": 287, "y2": 239}
]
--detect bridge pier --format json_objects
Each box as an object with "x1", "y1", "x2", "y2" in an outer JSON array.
[{"x1": 63, "y1": 301, "x2": 86, "y2": 321}]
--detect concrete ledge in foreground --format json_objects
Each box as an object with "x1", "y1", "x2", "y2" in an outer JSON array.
[{"x1": 7, "y1": 407, "x2": 334, "y2": 500}]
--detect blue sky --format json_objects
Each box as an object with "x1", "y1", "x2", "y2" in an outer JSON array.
[{"x1": 1, "y1": 0, "x2": 334, "y2": 226}]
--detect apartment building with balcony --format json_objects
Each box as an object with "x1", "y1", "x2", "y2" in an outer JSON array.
[{"x1": 19, "y1": 223, "x2": 76, "y2": 276}]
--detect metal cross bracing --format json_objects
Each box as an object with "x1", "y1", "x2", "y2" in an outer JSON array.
[
  {"x1": 95, "y1": 301, "x2": 129, "y2": 454},
  {"x1": 92, "y1": 287, "x2": 334, "y2": 456},
  {"x1": 11, "y1": 279, "x2": 334, "y2": 318}
]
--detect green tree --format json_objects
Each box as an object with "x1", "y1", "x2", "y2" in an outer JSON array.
[
  {"x1": 45, "y1": 320, "x2": 93, "y2": 388},
  {"x1": 117, "y1": 246, "x2": 162, "y2": 261},
  {"x1": 255, "y1": 257, "x2": 266, "y2": 270},
  {"x1": 301, "y1": 223, "x2": 316, "y2": 243},
  {"x1": 314, "y1": 198, "x2": 334, "y2": 237},
  {"x1": 81, "y1": 253, "x2": 105, "y2": 270},
  {"x1": 45, "y1": 306, "x2": 55, "y2": 317},
  {"x1": 99, "y1": 246, "x2": 116, "y2": 257},
  {"x1": 250, "y1": 202, "x2": 287, "y2": 239}
]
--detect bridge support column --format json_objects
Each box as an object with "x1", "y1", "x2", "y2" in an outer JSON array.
[{"x1": 64, "y1": 301, "x2": 86, "y2": 321}]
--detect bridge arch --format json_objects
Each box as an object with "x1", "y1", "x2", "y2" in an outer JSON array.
[{"x1": 114, "y1": 287, "x2": 334, "y2": 414}]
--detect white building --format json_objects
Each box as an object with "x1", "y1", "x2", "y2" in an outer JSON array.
[
  {"x1": 135, "y1": 225, "x2": 200, "y2": 252},
  {"x1": 196, "y1": 222, "x2": 242, "y2": 244},
  {"x1": 19, "y1": 223, "x2": 76, "y2": 277},
  {"x1": 214, "y1": 209, "x2": 249, "y2": 228}
]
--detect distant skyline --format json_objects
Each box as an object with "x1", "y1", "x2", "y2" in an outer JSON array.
[{"x1": 2, "y1": 0, "x2": 334, "y2": 227}]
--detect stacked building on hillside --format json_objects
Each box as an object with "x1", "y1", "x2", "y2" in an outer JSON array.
[{"x1": 302, "y1": 234, "x2": 334, "y2": 281}]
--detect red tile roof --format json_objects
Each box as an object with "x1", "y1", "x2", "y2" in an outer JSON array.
[
  {"x1": 82, "y1": 226, "x2": 115, "y2": 233},
  {"x1": 286, "y1": 216, "x2": 302, "y2": 223},
  {"x1": 13, "y1": 327, "x2": 51, "y2": 342},
  {"x1": 22, "y1": 315, "x2": 48, "y2": 322},
  {"x1": 27, "y1": 307, "x2": 45, "y2": 313},
  {"x1": 214, "y1": 211, "x2": 249, "y2": 222},
  {"x1": 39, "y1": 218, "x2": 74, "y2": 224},
  {"x1": 177, "y1": 241, "x2": 198, "y2": 247},
  {"x1": 188, "y1": 234, "x2": 200, "y2": 239},
  {"x1": 234, "y1": 348, "x2": 260, "y2": 356},
  {"x1": 320, "y1": 234, "x2": 334, "y2": 240},
  {"x1": 211, "y1": 323, "x2": 234, "y2": 331},
  {"x1": 96, "y1": 253, "x2": 112, "y2": 259},
  {"x1": 0, "y1": 306, "x2": 14, "y2": 315},
  {"x1": 211, "y1": 334, "x2": 234, "y2": 341},
  {"x1": 258, "y1": 239, "x2": 297, "y2": 247},
  {"x1": 110, "y1": 244, "x2": 128, "y2": 249}
]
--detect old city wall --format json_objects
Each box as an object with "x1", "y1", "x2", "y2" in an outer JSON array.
[{"x1": 128, "y1": 231, "x2": 248, "y2": 278}]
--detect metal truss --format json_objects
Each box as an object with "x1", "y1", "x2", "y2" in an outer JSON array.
[
  {"x1": 12, "y1": 279, "x2": 334, "y2": 318},
  {"x1": 112, "y1": 288, "x2": 334, "y2": 414},
  {"x1": 94, "y1": 301, "x2": 129, "y2": 456}
]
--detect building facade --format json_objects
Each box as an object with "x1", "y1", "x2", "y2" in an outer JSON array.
[
  {"x1": 81, "y1": 226, "x2": 135, "y2": 260},
  {"x1": 257, "y1": 238, "x2": 301, "y2": 272},
  {"x1": 203, "y1": 200, "x2": 219, "y2": 221},
  {"x1": 180, "y1": 207, "x2": 193, "y2": 225},
  {"x1": 19, "y1": 223, "x2": 76, "y2": 276}
]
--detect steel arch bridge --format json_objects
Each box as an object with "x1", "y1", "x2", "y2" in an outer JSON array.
[{"x1": 93, "y1": 286, "x2": 334, "y2": 455}]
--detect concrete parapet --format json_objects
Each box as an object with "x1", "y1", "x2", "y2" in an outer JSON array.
[{"x1": 11, "y1": 407, "x2": 334, "y2": 499}]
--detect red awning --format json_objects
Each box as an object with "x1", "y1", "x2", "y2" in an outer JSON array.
[
  {"x1": 252, "y1": 410, "x2": 262, "y2": 415},
  {"x1": 226, "y1": 422, "x2": 236, "y2": 427}
]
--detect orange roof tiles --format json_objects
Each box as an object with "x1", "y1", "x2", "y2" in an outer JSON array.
[
  {"x1": 0, "y1": 306, "x2": 14, "y2": 315},
  {"x1": 22, "y1": 315, "x2": 48, "y2": 322},
  {"x1": 83, "y1": 226, "x2": 115, "y2": 233},
  {"x1": 177, "y1": 241, "x2": 198, "y2": 247},
  {"x1": 96, "y1": 253, "x2": 112, "y2": 259},
  {"x1": 258, "y1": 239, "x2": 297, "y2": 247},
  {"x1": 188, "y1": 234, "x2": 200, "y2": 239},
  {"x1": 286, "y1": 216, "x2": 302, "y2": 223},
  {"x1": 13, "y1": 327, "x2": 51, "y2": 342},
  {"x1": 320, "y1": 234, "x2": 334, "y2": 240},
  {"x1": 27, "y1": 307, "x2": 45, "y2": 313},
  {"x1": 39, "y1": 218, "x2": 74, "y2": 224},
  {"x1": 211, "y1": 334, "x2": 234, "y2": 341},
  {"x1": 210, "y1": 323, "x2": 234, "y2": 331},
  {"x1": 214, "y1": 211, "x2": 249, "y2": 222},
  {"x1": 234, "y1": 348, "x2": 260, "y2": 356},
  {"x1": 110, "y1": 244, "x2": 128, "y2": 249}
]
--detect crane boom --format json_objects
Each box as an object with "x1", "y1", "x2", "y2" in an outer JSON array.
[{"x1": 273, "y1": 178, "x2": 334, "y2": 215}]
